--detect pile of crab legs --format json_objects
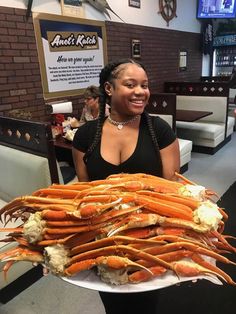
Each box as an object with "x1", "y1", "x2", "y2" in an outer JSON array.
[{"x1": 0, "y1": 172, "x2": 236, "y2": 285}]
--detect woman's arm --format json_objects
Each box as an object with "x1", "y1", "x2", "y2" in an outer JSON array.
[
  {"x1": 160, "y1": 138, "x2": 180, "y2": 181},
  {"x1": 72, "y1": 147, "x2": 89, "y2": 181}
]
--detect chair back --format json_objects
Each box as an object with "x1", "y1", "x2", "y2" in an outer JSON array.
[
  {"x1": 146, "y1": 93, "x2": 176, "y2": 131},
  {"x1": 0, "y1": 116, "x2": 62, "y2": 202},
  {"x1": 0, "y1": 116, "x2": 59, "y2": 183}
]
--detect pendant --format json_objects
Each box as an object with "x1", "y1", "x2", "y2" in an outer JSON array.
[{"x1": 117, "y1": 124, "x2": 123, "y2": 130}]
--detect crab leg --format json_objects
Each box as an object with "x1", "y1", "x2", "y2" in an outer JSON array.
[
  {"x1": 137, "y1": 249, "x2": 194, "y2": 267},
  {"x1": 128, "y1": 265, "x2": 167, "y2": 283},
  {"x1": 191, "y1": 253, "x2": 236, "y2": 285},
  {"x1": 70, "y1": 235, "x2": 165, "y2": 256},
  {"x1": 136, "y1": 190, "x2": 200, "y2": 210},
  {"x1": 172, "y1": 260, "x2": 224, "y2": 281},
  {"x1": 33, "y1": 189, "x2": 82, "y2": 198},
  {"x1": 210, "y1": 230, "x2": 236, "y2": 253},
  {"x1": 128, "y1": 250, "x2": 194, "y2": 283},
  {"x1": 0, "y1": 227, "x2": 23, "y2": 233},
  {"x1": 135, "y1": 196, "x2": 193, "y2": 220},
  {"x1": 3, "y1": 260, "x2": 15, "y2": 281},
  {"x1": 68, "y1": 245, "x2": 175, "y2": 272},
  {"x1": 44, "y1": 221, "x2": 109, "y2": 235},
  {"x1": 175, "y1": 173, "x2": 219, "y2": 199},
  {"x1": 64, "y1": 255, "x2": 152, "y2": 277},
  {"x1": 76, "y1": 197, "x2": 122, "y2": 219},
  {"x1": 34, "y1": 184, "x2": 92, "y2": 195},
  {"x1": 0, "y1": 246, "x2": 43, "y2": 263},
  {"x1": 40, "y1": 205, "x2": 140, "y2": 228},
  {"x1": 0, "y1": 196, "x2": 80, "y2": 222},
  {"x1": 142, "y1": 241, "x2": 236, "y2": 266},
  {"x1": 107, "y1": 213, "x2": 209, "y2": 237},
  {"x1": 1, "y1": 196, "x2": 123, "y2": 223}
]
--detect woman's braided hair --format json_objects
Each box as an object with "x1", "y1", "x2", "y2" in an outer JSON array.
[{"x1": 83, "y1": 58, "x2": 163, "y2": 175}]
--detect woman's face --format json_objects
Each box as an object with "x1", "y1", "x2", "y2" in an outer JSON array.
[
  {"x1": 105, "y1": 63, "x2": 150, "y2": 117},
  {"x1": 85, "y1": 96, "x2": 99, "y2": 110}
]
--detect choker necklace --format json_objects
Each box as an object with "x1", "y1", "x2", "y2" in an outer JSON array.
[{"x1": 107, "y1": 114, "x2": 139, "y2": 130}]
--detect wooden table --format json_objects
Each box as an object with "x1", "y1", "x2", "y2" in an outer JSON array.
[
  {"x1": 54, "y1": 135, "x2": 72, "y2": 150},
  {"x1": 54, "y1": 136, "x2": 73, "y2": 165},
  {"x1": 176, "y1": 109, "x2": 213, "y2": 122}
]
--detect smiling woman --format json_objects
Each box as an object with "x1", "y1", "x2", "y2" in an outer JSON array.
[
  {"x1": 71, "y1": 58, "x2": 180, "y2": 313},
  {"x1": 72, "y1": 58, "x2": 180, "y2": 183},
  {"x1": 72, "y1": 58, "x2": 180, "y2": 313}
]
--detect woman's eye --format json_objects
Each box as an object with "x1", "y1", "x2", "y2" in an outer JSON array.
[
  {"x1": 126, "y1": 83, "x2": 134, "y2": 88},
  {"x1": 124, "y1": 82, "x2": 148, "y2": 89}
]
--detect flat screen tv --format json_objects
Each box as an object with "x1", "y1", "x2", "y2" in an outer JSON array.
[{"x1": 197, "y1": 0, "x2": 236, "y2": 19}]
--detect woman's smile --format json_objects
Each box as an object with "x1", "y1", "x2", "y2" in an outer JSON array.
[{"x1": 129, "y1": 98, "x2": 146, "y2": 108}]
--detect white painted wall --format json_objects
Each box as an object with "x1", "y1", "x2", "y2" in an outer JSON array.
[{"x1": 1, "y1": 0, "x2": 201, "y2": 33}]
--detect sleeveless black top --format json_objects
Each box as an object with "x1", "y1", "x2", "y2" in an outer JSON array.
[{"x1": 72, "y1": 115, "x2": 176, "y2": 180}]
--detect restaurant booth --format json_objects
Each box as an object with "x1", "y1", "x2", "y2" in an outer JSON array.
[{"x1": 165, "y1": 81, "x2": 235, "y2": 154}]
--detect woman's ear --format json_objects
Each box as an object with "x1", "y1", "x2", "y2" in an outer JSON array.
[{"x1": 104, "y1": 81, "x2": 112, "y2": 96}]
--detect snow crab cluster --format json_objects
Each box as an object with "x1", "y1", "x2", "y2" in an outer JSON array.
[{"x1": 0, "y1": 173, "x2": 235, "y2": 285}]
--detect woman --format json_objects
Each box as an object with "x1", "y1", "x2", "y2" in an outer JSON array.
[
  {"x1": 79, "y1": 85, "x2": 100, "y2": 124},
  {"x1": 72, "y1": 59, "x2": 180, "y2": 313}
]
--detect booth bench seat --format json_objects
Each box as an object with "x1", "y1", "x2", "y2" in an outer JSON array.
[
  {"x1": 176, "y1": 120, "x2": 225, "y2": 148},
  {"x1": 164, "y1": 81, "x2": 233, "y2": 155},
  {"x1": 0, "y1": 146, "x2": 64, "y2": 290},
  {"x1": 0, "y1": 116, "x2": 76, "y2": 302},
  {"x1": 175, "y1": 95, "x2": 232, "y2": 154},
  {"x1": 227, "y1": 116, "x2": 235, "y2": 137},
  {"x1": 178, "y1": 138, "x2": 193, "y2": 169}
]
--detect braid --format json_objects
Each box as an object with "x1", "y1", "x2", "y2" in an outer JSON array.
[
  {"x1": 83, "y1": 59, "x2": 145, "y2": 164},
  {"x1": 143, "y1": 111, "x2": 163, "y2": 177}
]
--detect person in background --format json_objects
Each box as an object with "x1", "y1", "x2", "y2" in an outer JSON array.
[
  {"x1": 72, "y1": 58, "x2": 180, "y2": 313},
  {"x1": 79, "y1": 85, "x2": 101, "y2": 124}
]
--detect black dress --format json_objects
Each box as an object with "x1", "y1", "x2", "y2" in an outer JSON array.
[
  {"x1": 72, "y1": 114, "x2": 176, "y2": 314},
  {"x1": 72, "y1": 115, "x2": 176, "y2": 180}
]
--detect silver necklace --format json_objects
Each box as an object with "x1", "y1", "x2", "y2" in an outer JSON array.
[{"x1": 107, "y1": 114, "x2": 139, "y2": 130}]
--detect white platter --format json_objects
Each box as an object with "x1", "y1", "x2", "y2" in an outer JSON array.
[{"x1": 61, "y1": 268, "x2": 222, "y2": 293}]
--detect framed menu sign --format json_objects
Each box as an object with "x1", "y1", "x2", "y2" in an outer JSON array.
[
  {"x1": 33, "y1": 13, "x2": 107, "y2": 99},
  {"x1": 129, "y1": 0, "x2": 141, "y2": 8}
]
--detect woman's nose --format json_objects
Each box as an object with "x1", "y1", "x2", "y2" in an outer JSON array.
[{"x1": 134, "y1": 85, "x2": 145, "y2": 94}]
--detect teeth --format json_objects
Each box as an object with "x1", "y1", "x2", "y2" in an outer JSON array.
[{"x1": 131, "y1": 100, "x2": 143, "y2": 103}]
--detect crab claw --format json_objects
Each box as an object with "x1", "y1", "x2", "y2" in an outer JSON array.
[
  {"x1": 0, "y1": 246, "x2": 44, "y2": 263},
  {"x1": 64, "y1": 255, "x2": 153, "y2": 277},
  {"x1": 172, "y1": 260, "x2": 225, "y2": 283}
]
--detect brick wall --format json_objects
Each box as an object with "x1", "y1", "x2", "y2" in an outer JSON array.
[
  {"x1": 0, "y1": 6, "x2": 202, "y2": 121},
  {"x1": 106, "y1": 21, "x2": 202, "y2": 93}
]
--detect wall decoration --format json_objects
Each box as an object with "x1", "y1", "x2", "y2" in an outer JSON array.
[
  {"x1": 129, "y1": 0, "x2": 141, "y2": 8},
  {"x1": 132, "y1": 39, "x2": 141, "y2": 58},
  {"x1": 86, "y1": 0, "x2": 125, "y2": 22},
  {"x1": 33, "y1": 13, "x2": 107, "y2": 99},
  {"x1": 179, "y1": 50, "x2": 187, "y2": 72},
  {"x1": 158, "y1": 0, "x2": 177, "y2": 26},
  {"x1": 61, "y1": 0, "x2": 85, "y2": 18}
]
